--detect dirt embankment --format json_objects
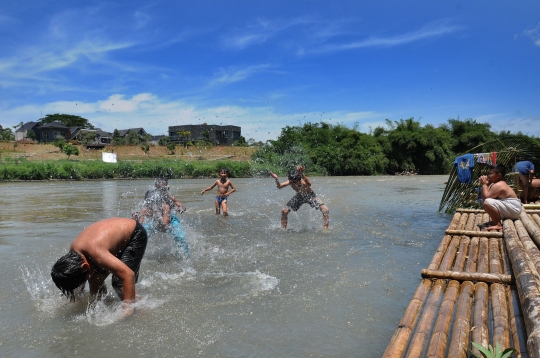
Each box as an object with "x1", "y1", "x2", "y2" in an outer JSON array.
[{"x1": 0, "y1": 142, "x2": 257, "y2": 162}]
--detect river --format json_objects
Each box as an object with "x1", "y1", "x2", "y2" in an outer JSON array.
[{"x1": 0, "y1": 175, "x2": 451, "y2": 357}]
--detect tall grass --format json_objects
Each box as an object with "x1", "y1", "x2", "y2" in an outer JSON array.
[{"x1": 0, "y1": 158, "x2": 274, "y2": 181}]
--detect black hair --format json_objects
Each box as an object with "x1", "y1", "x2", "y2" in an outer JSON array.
[
  {"x1": 50, "y1": 250, "x2": 87, "y2": 301},
  {"x1": 219, "y1": 168, "x2": 230, "y2": 176},
  {"x1": 490, "y1": 163, "x2": 507, "y2": 177},
  {"x1": 288, "y1": 169, "x2": 301, "y2": 181},
  {"x1": 155, "y1": 177, "x2": 168, "y2": 187}
]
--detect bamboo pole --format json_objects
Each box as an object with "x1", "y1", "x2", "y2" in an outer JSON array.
[
  {"x1": 474, "y1": 213, "x2": 484, "y2": 232},
  {"x1": 525, "y1": 210, "x2": 540, "y2": 214},
  {"x1": 465, "y1": 213, "x2": 478, "y2": 231},
  {"x1": 425, "y1": 280, "x2": 460, "y2": 358},
  {"x1": 523, "y1": 205, "x2": 540, "y2": 210},
  {"x1": 532, "y1": 214, "x2": 540, "y2": 228},
  {"x1": 383, "y1": 279, "x2": 433, "y2": 358},
  {"x1": 520, "y1": 211, "x2": 540, "y2": 246},
  {"x1": 501, "y1": 237, "x2": 513, "y2": 276},
  {"x1": 489, "y1": 237, "x2": 503, "y2": 275},
  {"x1": 439, "y1": 236, "x2": 460, "y2": 271},
  {"x1": 405, "y1": 280, "x2": 447, "y2": 358},
  {"x1": 471, "y1": 282, "x2": 490, "y2": 357},
  {"x1": 456, "y1": 209, "x2": 485, "y2": 213},
  {"x1": 491, "y1": 283, "x2": 511, "y2": 350},
  {"x1": 477, "y1": 237, "x2": 489, "y2": 273},
  {"x1": 515, "y1": 220, "x2": 540, "y2": 285},
  {"x1": 465, "y1": 237, "x2": 479, "y2": 273},
  {"x1": 457, "y1": 213, "x2": 469, "y2": 231},
  {"x1": 508, "y1": 287, "x2": 529, "y2": 358},
  {"x1": 483, "y1": 213, "x2": 490, "y2": 226},
  {"x1": 448, "y1": 212, "x2": 462, "y2": 231},
  {"x1": 447, "y1": 281, "x2": 474, "y2": 358},
  {"x1": 428, "y1": 235, "x2": 453, "y2": 271},
  {"x1": 421, "y1": 269, "x2": 512, "y2": 284},
  {"x1": 444, "y1": 229, "x2": 503, "y2": 238},
  {"x1": 453, "y1": 236, "x2": 470, "y2": 272},
  {"x1": 503, "y1": 219, "x2": 540, "y2": 358}
]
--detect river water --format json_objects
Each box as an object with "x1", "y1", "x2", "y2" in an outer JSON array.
[{"x1": 0, "y1": 175, "x2": 452, "y2": 357}]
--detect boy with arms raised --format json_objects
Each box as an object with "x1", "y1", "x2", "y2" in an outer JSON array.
[
  {"x1": 50, "y1": 217, "x2": 147, "y2": 316},
  {"x1": 201, "y1": 168, "x2": 236, "y2": 216},
  {"x1": 480, "y1": 163, "x2": 522, "y2": 231},
  {"x1": 270, "y1": 165, "x2": 330, "y2": 230}
]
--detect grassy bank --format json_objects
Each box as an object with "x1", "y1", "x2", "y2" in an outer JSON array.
[{"x1": 0, "y1": 157, "x2": 277, "y2": 181}]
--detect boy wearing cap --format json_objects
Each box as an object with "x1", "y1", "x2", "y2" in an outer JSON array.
[{"x1": 270, "y1": 165, "x2": 329, "y2": 230}]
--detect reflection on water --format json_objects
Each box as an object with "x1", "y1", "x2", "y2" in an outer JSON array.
[{"x1": 0, "y1": 176, "x2": 451, "y2": 357}]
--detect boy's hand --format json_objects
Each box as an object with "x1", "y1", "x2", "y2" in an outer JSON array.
[
  {"x1": 269, "y1": 171, "x2": 278, "y2": 179},
  {"x1": 200, "y1": 190, "x2": 204, "y2": 195}
]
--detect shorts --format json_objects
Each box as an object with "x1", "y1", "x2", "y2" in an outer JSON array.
[
  {"x1": 216, "y1": 196, "x2": 228, "y2": 204},
  {"x1": 111, "y1": 221, "x2": 148, "y2": 290},
  {"x1": 286, "y1": 192, "x2": 324, "y2": 212},
  {"x1": 484, "y1": 198, "x2": 522, "y2": 220}
]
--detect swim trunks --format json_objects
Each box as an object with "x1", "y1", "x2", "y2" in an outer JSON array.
[
  {"x1": 91, "y1": 221, "x2": 148, "y2": 290},
  {"x1": 286, "y1": 192, "x2": 324, "y2": 212},
  {"x1": 484, "y1": 198, "x2": 522, "y2": 220},
  {"x1": 215, "y1": 196, "x2": 228, "y2": 204}
]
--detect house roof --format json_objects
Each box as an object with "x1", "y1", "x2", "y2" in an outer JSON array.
[
  {"x1": 37, "y1": 122, "x2": 70, "y2": 129},
  {"x1": 16, "y1": 121, "x2": 39, "y2": 132},
  {"x1": 117, "y1": 128, "x2": 148, "y2": 137}
]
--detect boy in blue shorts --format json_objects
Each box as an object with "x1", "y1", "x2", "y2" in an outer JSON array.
[{"x1": 201, "y1": 168, "x2": 236, "y2": 216}]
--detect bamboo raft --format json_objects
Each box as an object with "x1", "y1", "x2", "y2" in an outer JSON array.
[{"x1": 383, "y1": 207, "x2": 540, "y2": 358}]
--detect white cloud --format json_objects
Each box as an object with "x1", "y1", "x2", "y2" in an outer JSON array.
[
  {"x1": 524, "y1": 22, "x2": 540, "y2": 46},
  {"x1": 208, "y1": 64, "x2": 273, "y2": 87},
  {"x1": 0, "y1": 93, "x2": 387, "y2": 142}
]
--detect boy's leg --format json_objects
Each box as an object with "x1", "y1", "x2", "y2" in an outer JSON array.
[
  {"x1": 320, "y1": 204, "x2": 330, "y2": 229},
  {"x1": 481, "y1": 199, "x2": 502, "y2": 230},
  {"x1": 281, "y1": 207, "x2": 290, "y2": 229},
  {"x1": 214, "y1": 198, "x2": 221, "y2": 215},
  {"x1": 222, "y1": 200, "x2": 228, "y2": 216},
  {"x1": 169, "y1": 214, "x2": 189, "y2": 255}
]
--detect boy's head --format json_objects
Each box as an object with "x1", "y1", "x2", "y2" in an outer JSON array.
[
  {"x1": 219, "y1": 168, "x2": 230, "y2": 177},
  {"x1": 50, "y1": 250, "x2": 88, "y2": 301},
  {"x1": 155, "y1": 177, "x2": 168, "y2": 188},
  {"x1": 288, "y1": 169, "x2": 301, "y2": 182},
  {"x1": 490, "y1": 163, "x2": 506, "y2": 176}
]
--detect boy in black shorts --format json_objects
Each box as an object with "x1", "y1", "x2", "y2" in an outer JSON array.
[
  {"x1": 50, "y1": 217, "x2": 147, "y2": 316},
  {"x1": 270, "y1": 165, "x2": 329, "y2": 230}
]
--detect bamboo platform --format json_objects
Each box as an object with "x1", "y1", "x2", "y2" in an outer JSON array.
[{"x1": 383, "y1": 208, "x2": 540, "y2": 358}]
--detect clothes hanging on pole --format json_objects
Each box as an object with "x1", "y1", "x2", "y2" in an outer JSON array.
[{"x1": 454, "y1": 153, "x2": 475, "y2": 184}]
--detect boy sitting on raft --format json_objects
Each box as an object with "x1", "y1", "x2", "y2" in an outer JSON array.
[
  {"x1": 480, "y1": 163, "x2": 522, "y2": 231},
  {"x1": 270, "y1": 165, "x2": 330, "y2": 230}
]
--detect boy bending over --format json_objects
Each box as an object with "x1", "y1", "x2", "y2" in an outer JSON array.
[
  {"x1": 480, "y1": 164, "x2": 522, "y2": 231},
  {"x1": 51, "y1": 217, "x2": 147, "y2": 315}
]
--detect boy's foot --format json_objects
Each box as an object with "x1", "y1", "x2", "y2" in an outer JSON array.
[{"x1": 481, "y1": 222, "x2": 503, "y2": 231}]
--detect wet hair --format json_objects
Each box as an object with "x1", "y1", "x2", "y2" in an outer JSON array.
[
  {"x1": 288, "y1": 169, "x2": 301, "y2": 181},
  {"x1": 490, "y1": 163, "x2": 507, "y2": 177},
  {"x1": 155, "y1": 177, "x2": 168, "y2": 188},
  {"x1": 219, "y1": 168, "x2": 230, "y2": 176},
  {"x1": 50, "y1": 250, "x2": 87, "y2": 301}
]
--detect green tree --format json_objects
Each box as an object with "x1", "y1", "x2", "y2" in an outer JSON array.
[
  {"x1": 141, "y1": 143, "x2": 150, "y2": 157},
  {"x1": 82, "y1": 131, "x2": 96, "y2": 144},
  {"x1": 26, "y1": 129, "x2": 36, "y2": 141},
  {"x1": 126, "y1": 131, "x2": 142, "y2": 145},
  {"x1": 62, "y1": 143, "x2": 79, "y2": 159},
  {"x1": 167, "y1": 142, "x2": 176, "y2": 154},
  {"x1": 233, "y1": 135, "x2": 248, "y2": 147},
  {"x1": 40, "y1": 114, "x2": 94, "y2": 129},
  {"x1": 53, "y1": 136, "x2": 66, "y2": 150},
  {"x1": 446, "y1": 118, "x2": 495, "y2": 154},
  {"x1": 0, "y1": 128, "x2": 14, "y2": 141},
  {"x1": 177, "y1": 130, "x2": 191, "y2": 147},
  {"x1": 158, "y1": 136, "x2": 170, "y2": 146}
]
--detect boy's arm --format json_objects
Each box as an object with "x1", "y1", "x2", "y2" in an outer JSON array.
[
  {"x1": 270, "y1": 172, "x2": 289, "y2": 189},
  {"x1": 88, "y1": 273, "x2": 109, "y2": 297},
  {"x1": 480, "y1": 178, "x2": 504, "y2": 199},
  {"x1": 90, "y1": 249, "x2": 136, "y2": 302},
  {"x1": 226, "y1": 181, "x2": 236, "y2": 196},
  {"x1": 201, "y1": 181, "x2": 218, "y2": 195}
]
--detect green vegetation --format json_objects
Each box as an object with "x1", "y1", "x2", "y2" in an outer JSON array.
[
  {"x1": 0, "y1": 157, "x2": 270, "y2": 181},
  {"x1": 470, "y1": 342, "x2": 515, "y2": 358},
  {"x1": 40, "y1": 113, "x2": 94, "y2": 129},
  {"x1": 254, "y1": 118, "x2": 540, "y2": 176}
]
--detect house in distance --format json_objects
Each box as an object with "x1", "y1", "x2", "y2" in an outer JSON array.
[{"x1": 168, "y1": 123, "x2": 241, "y2": 146}]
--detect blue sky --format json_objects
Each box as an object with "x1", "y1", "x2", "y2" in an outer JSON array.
[{"x1": 1, "y1": 1, "x2": 539, "y2": 142}]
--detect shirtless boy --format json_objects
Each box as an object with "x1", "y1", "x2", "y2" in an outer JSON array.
[
  {"x1": 50, "y1": 217, "x2": 147, "y2": 315},
  {"x1": 201, "y1": 168, "x2": 236, "y2": 216},
  {"x1": 270, "y1": 165, "x2": 330, "y2": 230},
  {"x1": 480, "y1": 164, "x2": 522, "y2": 230}
]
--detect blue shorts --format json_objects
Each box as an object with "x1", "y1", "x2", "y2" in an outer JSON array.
[{"x1": 216, "y1": 196, "x2": 228, "y2": 204}]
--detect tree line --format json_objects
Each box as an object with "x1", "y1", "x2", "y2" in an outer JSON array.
[{"x1": 252, "y1": 118, "x2": 539, "y2": 176}]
